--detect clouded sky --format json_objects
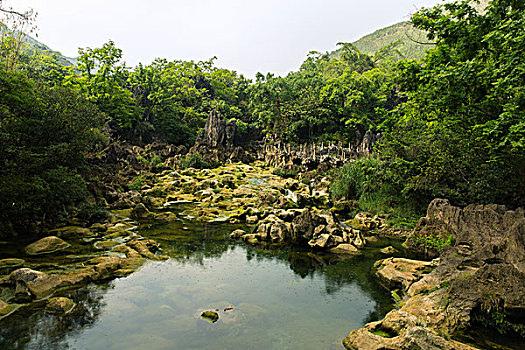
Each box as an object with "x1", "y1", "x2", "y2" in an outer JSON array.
[{"x1": 7, "y1": 0, "x2": 444, "y2": 78}]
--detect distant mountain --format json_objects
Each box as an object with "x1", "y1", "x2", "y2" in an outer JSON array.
[
  {"x1": 331, "y1": 0, "x2": 489, "y2": 61},
  {"x1": 22, "y1": 34, "x2": 76, "y2": 66},
  {"x1": 331, "y1": 21, "x2": 432, "y2": 61}
]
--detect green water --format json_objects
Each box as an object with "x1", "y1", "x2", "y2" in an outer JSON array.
[{"x1": 0, "y1": 220, "x2": 396, "y2": 350}]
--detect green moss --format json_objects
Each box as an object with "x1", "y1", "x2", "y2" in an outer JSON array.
[
  {"x1": 370, "y1": 327, "x2": 397, "y2": 338},
  {"x1": 201, "y1": 310, "x2": 219, "y2": 323},
  {"x1": 407, "y1": 231, "x2": 455, "y2": 254},
  {"x1": 129, "y1": 176, "x2": 144, "y2": 191},
  {"x1": 272, "y1": 168, "x2": 297, "y2": 179}
]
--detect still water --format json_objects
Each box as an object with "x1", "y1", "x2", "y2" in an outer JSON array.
[{"x1": 0, "y1": 220, "x2": 395, "y2": 350}]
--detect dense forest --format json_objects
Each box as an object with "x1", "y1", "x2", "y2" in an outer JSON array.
[{"x1": 0, "y1": 0, "x2": 523, "y2": 234}]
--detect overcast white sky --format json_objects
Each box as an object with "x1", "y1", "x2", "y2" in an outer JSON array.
[{"x1": 7, "y1": 0, "x2": 444, "y2": 78}]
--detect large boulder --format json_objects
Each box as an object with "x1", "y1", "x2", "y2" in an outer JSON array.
[
  {"x1": 343, "y1": 309, "x2": 476, "y2": 350},
  {"x1": 6, "y1": 268, "x2": 48, "y2": 299},
  {"x1": 291, "y1": 209, "x2": 314, "y2": 242},
  {"x1": 25, "y1": 236, "x2": 70, "y2": 256}
]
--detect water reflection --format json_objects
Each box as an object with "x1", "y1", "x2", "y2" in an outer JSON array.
[
  {"x1": 0, "y1": 219, "x2": 395, "y2": 350},
  {"x1": 0, "y1": 283, "x2": 112, "y2": 349}
]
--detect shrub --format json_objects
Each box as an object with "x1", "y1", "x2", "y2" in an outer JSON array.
[
  {"x1": 129, "y1": 176, "x2": 144, "y2": 191},
  {"x1": 406, "y1": 230, "x2": 455, "y2": 254},
  {"x1": 179, "y1": 153, "x2": 215, "y2": 169},
  {"x1": 272, "y1": 168, "x2": 297, "y2": 179}
]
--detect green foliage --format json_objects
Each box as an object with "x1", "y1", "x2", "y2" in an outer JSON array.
[
  {"x1": 128, "y1": 57, "x2": 249, "y2": 145},
  {"x1": 331, "y1": 22, "x2": 433, "y2": 62},
  {"x1": 330, "y1": 157, "x2": 383, "y2": 200},
  {"x1": 330, "y1": 157, "x2": 423, "y2": 229},
  {"x1": 66, "y1": 40, "x2": 140, "y2": 129},
  {"x1": 247, "y1": 47, "x2": 397, "y2": 144},
  {"x1": 272, "y1": 168, "x2": 298, "y2": 179},
  {"x1": 407, "y1": 231, "x2": 455, "y2": 253},
  {"x1": 149, "y1": 155, "x2": 165, "y2": 169},
  {"x1": 128, "y1": 176, "x2": 145, "y2": 191},
  {"x1": 76, "y1": 203, "x2": 111, "y2": 224},
  {"x1": 474, "y1": 294, "x2": 525, "y2": 337},
  {"x1": 0, "y1": 68, "x2": 104, "y2": 229},
  {"x1": 179, "y1": 153, "x2": 214, "y2": 170},
  {"x1": 379, "y1": 0, "x2": 525, "y2": 207}
]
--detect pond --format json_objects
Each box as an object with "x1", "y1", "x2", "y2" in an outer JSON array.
[{"x1": 0, "y1": 218, "x2": 397, "y2": 350}]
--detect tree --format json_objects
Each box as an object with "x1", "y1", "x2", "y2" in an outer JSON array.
[
  {"x1": 0, "y1": 68, "x2": 105, "y2": 231},
  {"x1": 0, "y1": 0, "x2": 37, "y2": 71},
  {"x1": 66, "y1": 40, "x2": 140, "y2": 129},
  {"x1": 380, "y1": 0, "x2": 525, "y2": 206}
]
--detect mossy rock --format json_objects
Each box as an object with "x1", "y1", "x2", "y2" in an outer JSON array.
[
  {"x1": 201, "y1": 310, "x2": 219, "y2": 323},
  {"x1": 0, "y1": 258, "x2": 25, "y2": 275},
  {"x1": 0, "y1": 300, "x2": 19, "y2": 318},
  {"x1": 25, "y1": 236, "x2": 71, "y2": 256},
  {"x1": 46, "y1": 297, "x2": 76, "y2": 315},
  {"x1": 94, "y1": 240, "x2": 120, "y2": 250},
  {"x1": 51, "y1": 226, "x2": 96, "y2": 238}
]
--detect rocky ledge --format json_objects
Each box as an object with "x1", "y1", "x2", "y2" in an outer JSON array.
[{"x1": 343, "y1": 198, "x2": 525, "y2": 349}]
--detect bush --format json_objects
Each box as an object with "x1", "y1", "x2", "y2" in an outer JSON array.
[
  {"x1": 406, "y1": 230, "x2": 455, "y2": 254},
  {"x1": 330, "y1": 157, "x2": 383, "y2": 200},
  {"x1": 272, "y1": 168, "x2": 298, "y2": 179},
  {"x1": 128, "y1": 176, "x2": 144, "y2": 191},
  {"x1": 179, "y1": 153, "x2": 214, "y2": 169},
  {"x1": 0, "y1": 69, "x2": 104, "y2": 231},
  {"x1": 330, "y1": 157, "x2": 424, "y2": 229}
]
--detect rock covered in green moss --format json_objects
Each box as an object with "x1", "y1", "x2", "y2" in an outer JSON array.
[
  {"x1": 46, "y1": 297, "x2": 76, "y2": 315},
  {"x1": 24, "y1": 236, "x2": 70, "y2": 256},
  {"x1": 201, "y1": 310, "x2": 219, "y2": 323},
  {"x1": 0, "y1": 259, "x2": 25, "y2": 275}
]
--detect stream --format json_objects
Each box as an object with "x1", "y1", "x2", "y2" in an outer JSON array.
[{"x1": 0, "y1": 214, "x2": 399, "y2": 350}]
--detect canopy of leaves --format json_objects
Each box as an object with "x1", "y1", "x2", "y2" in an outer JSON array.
[
  {"x1": 0, "y1": 68, "x2": 104, "y2": 228},
  {"x1": 379, "y1": 0, "x2": 525, "y2": 206}
]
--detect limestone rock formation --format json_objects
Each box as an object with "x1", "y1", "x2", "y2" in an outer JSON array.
[
  {"x1": 343, "y1": 199, "x2": 525, "y2": 349},
  {"x1": 196, "y1": 109, "x2": 236, "y2": 148}
]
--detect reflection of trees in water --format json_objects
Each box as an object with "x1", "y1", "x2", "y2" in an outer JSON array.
[
  {"x1": 248, "y1": 246, "x2": 394, "y2": 324},
  {"x1": 141, "y1": 220, "x2": 243, "y2": 265},
  {"x1": 0, "y1": 283, "x2": 113, "y2": 349},
  {"x1": 144, "y1": 218, "x2": 395, "y2": 324}
]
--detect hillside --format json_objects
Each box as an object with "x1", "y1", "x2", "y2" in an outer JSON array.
[
  {"x1": 22, "y1": 33, "x2": 76, "y2": 66},
  {"x1": 331, "y1": 21, "x2": 432, "y2": 61},
  {"x1": 331, "y1": 0, "x2": 489, "y2": 61}
]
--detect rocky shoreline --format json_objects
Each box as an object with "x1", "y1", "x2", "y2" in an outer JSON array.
[{"x1": 343, "y1": 199, "x2": 525, "y2": 349}]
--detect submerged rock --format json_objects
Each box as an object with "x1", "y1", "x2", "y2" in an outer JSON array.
[
  {"x1": 380, "y1": 246, "x2": 398, "y2": 256},
  {"x1": 229, "y1": 229, "x2": 247, "y2": 239},
  {"x1": 24, "y1": 236, "x2": 70, "y2": 256},
  {"x1": 46, "y1": 297, "x2": 76, "y2": 315},
  {"x1": 201, "y1": 310, "x2": 219, "y2": 323},
  {"x1": 330, "y1": 244, "x2": 359, "y2": 254},
  {"x1": 0, "y1": 300, "x2": 17, "y2": 318}
]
